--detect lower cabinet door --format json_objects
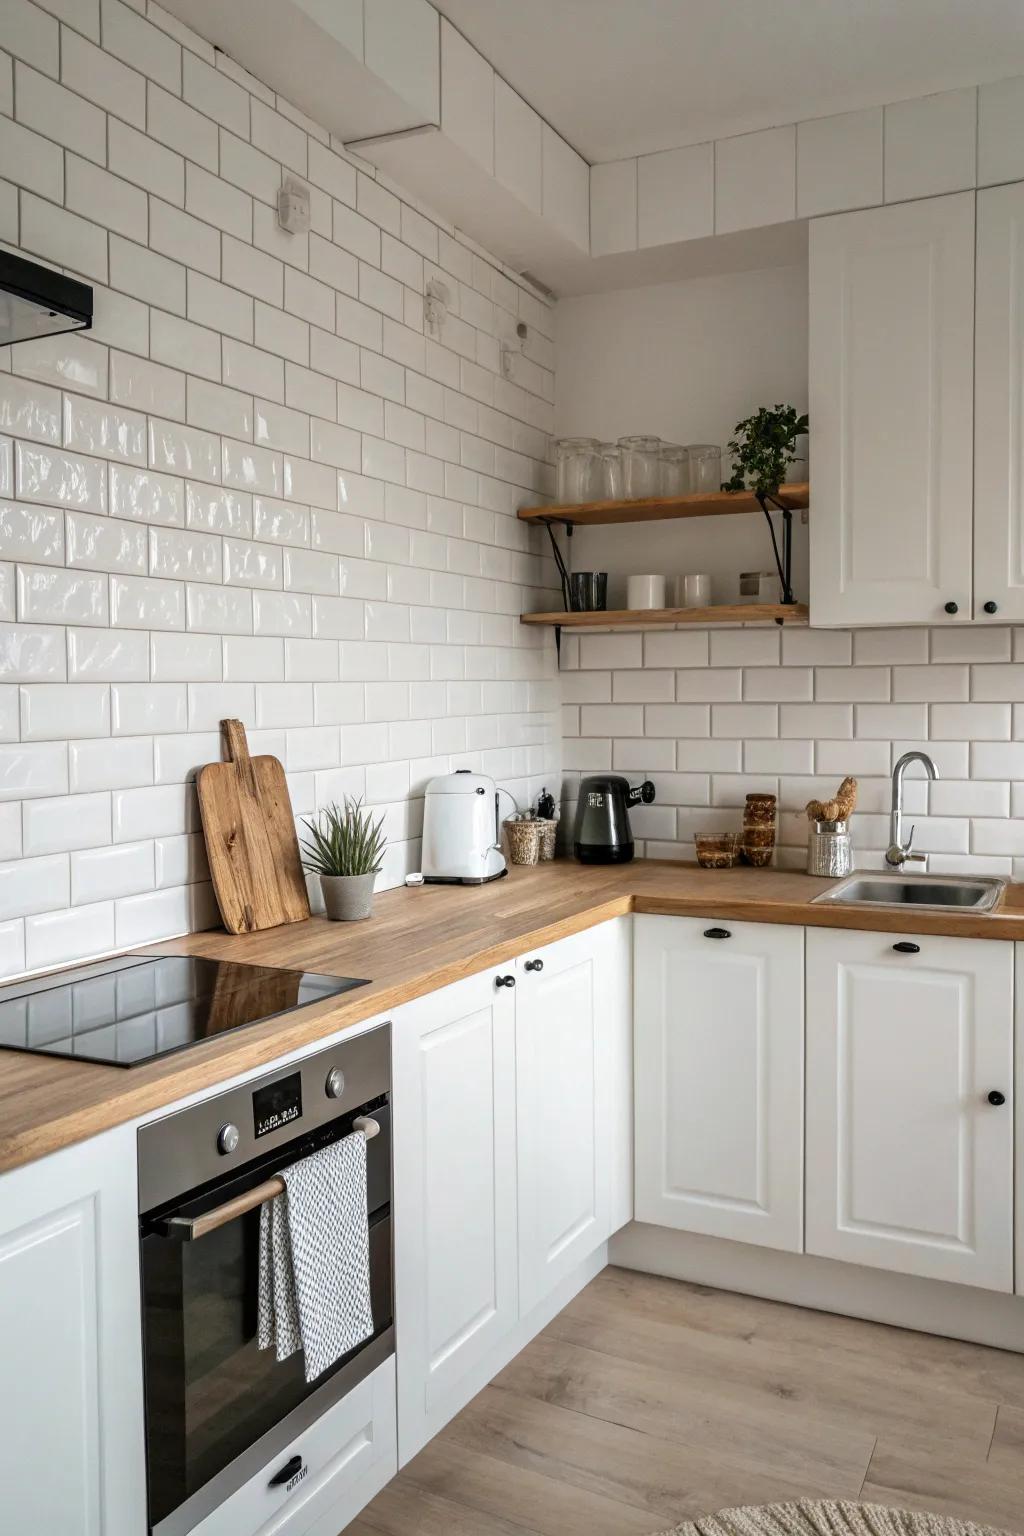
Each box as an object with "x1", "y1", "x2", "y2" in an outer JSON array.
[
  {"x1": 634, "y1": 915, "x2": 805, "y2": 1252},
  {"x1": 392, "y1": 967, "x2": 518, "y2": 1463},
  {"x1": 0, "y1": 1125, "x2": 146, "y2": 1536},
  {"x1": 806, "y1": 928, "x2": 1014, "y2": 1291},
  {"x1": 516, "y1": 920, "x2": 626, "y2": 1317}
]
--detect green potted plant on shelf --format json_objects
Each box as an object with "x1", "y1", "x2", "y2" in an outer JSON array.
[
  {"x1": 300, "y1": 797, "x2": 388, "y2": 922},
  {"x1": 722, "y1": 403, "x2": 808, "y2": 499},
  {"x1": 722, "y1": 403, "x2": 808, "y2": 607}
]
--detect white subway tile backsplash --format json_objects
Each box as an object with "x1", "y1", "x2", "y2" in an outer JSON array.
[
  {"x1": 18, "y1": 566, "x2": 109, "y2": 626},
  {"x1": 22, "y1": 682, "x2": 110, "y2": 740},
  {"x1": 17, "y1": 442, "x2": 107, "y2": 513},
  {"x1": 0, "y1": 0, "x2": 562, "y2": 968}
]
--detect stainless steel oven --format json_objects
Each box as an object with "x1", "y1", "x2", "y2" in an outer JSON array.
[{"x1": 137, "y1": 1025, "x2": 392, "y2": 1536}]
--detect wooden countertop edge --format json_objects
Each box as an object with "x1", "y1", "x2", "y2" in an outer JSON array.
[{"x1": 3, "y1": 862, "x2": 1024, "y2": 1177}]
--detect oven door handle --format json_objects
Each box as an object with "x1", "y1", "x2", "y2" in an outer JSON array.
[{"x1": 156, "y1": 1116, "x2": 381, "y2": 1242}]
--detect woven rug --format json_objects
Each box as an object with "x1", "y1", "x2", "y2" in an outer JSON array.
[{"x1": 653, "y1": 1501, "x2": 1014, "y2": 1536}]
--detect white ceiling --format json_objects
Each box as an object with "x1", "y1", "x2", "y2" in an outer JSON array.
[{"x1": 433, "y1": 0, "x2": 1024, "y2": 163}]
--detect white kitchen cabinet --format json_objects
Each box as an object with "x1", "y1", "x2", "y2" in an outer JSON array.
[
  {"x1": 516, "y1": 918, "x2": 631, "y2": 1315},
  {"x1": 392, "y1": 965, "x2": 517, "y2": 1463},
  {"x1": 590, "y1": 159, "x2": 637, "y2": 257},
  {"x1": 634, "y1": 915, "x2": 805, "y2": 1253},
  {"x1": 440, "y1": 19, "x2": 493, "y2": 175},
  {"x1": 0, "y1": 1125, "x2": 146, "y2": 1535},
  {"x1": 883, "y1": 88, "x2": 977, "y2": 204},
  {"x1": 806, "y1": 928, "x2": 1014, "y2": 1291},
  {"x1": 637, "y1": 143, "x2": 714, "y2": 249},
  {"x1": 715, "y1": 125, "x2": 796, "y2": 234},
  {"x1": 494, "y1": 77, "x2": 542, "y2": 215},
  {"x1": 809, "y1": 191, "x2": 976, "y2": 627},
  {"x1": 974, "y1": 180, "x2": 1024, "y2": 624},
  {"x1": 542, "y1": 123, "x2": 590, "y2": 251}
]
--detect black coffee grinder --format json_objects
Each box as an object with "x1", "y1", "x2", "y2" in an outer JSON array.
[{"x1": 573, "y1": 775, "x2": 655, "y2": 863}]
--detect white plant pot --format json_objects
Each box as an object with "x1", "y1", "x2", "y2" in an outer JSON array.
[{"x1": 320, "y1": 871, "x2": 377, "y2": 921}]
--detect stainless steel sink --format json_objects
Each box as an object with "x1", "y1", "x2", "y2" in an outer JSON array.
[{"x1": 812, "y1": 872, "x2": 1006, "y2": 914}]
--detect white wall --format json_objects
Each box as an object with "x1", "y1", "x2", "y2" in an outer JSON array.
[
  {"x1": 555, "y1": 266, "x2": 1023, "y2": 878},
  {"x1": 555, "y1": 264, "x2": 810, "y2": 607},
  {"x1": 0, "y1": 0, "x2": 560, "y2": 980}
]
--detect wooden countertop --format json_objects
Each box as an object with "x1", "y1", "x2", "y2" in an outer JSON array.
[{"x1": 4, "y1": 859, "x2": 1024, "y2": 1177}]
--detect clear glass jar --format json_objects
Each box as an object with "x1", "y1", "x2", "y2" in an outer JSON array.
[
  {"x1": 686, "y1": 443, "x2": 722, "y2": 493},
  {"x1": 660, "y1": 443, "x2": 690, "y2": 497},
  {"x1": 618, "y1": 435, "x2": 662, "y2": 499},
  {"x1": 599, "y1": 442, "x2": 622, "y2": 500},
  {"x1": 554, "y1": 437, "x2": 601, "y2": 505}
]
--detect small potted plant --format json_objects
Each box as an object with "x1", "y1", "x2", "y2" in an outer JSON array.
[
  {"x1": 300, "y1": 797, "x2": 387, "y2": 922},
  {"x1": 722, "y1": 403, "x2": 808, "y2": 499}
]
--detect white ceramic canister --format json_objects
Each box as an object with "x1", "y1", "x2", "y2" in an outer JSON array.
[{"x1": 627, "y1": 574, "x2": 666, "y2": 609}]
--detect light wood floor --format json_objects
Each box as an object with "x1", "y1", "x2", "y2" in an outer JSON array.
[{"x1": 347, "y1": 1266, "x2": 1024, "y2": 1536}]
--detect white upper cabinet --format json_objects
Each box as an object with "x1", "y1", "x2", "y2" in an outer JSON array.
[
  {"x1": 363, "y1": 0, "x2": 440, "y2": 126},
  {"x1": 974, "y1": 181, "x2": 1024, "y2": 624},
  {"x1": 542, "y1": 123, "x2": 590, "y2": 251},
  {"x1": 637, "y1": 143, "x2": 714, "y2": 249},
  {"x1": 590, "y1": 159, "x2": 638, "y2": 256},
  {"x1": 797, "y1": 108, "x2": 883, "y2": 218},
  {"x1": 634, "y1": 916, "x2": 805, "y2": 1253},
  {"x1": 494, "y1": 77, "x2": 542, "y2": 215},
  {"x1": 715, "y1": 125, "x2": 796, "y2": 234},
  {"x1": 883, "y1": 88, "x2": 977, "y2": 203},
  {"x1": 806, "y1": 929, "x2": 1014, "y2": 1292},
  {"x1": 440, "y1": 20, "x2": 493, "y2": 175},
  {"x1": 979, "y1": 78, "x2": 1024, "y2": 188},
  {"x1": 809, "y1": 192, "x2": 976, "y2": 627}
]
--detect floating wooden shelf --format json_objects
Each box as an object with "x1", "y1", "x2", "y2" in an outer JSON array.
[
  {"x1": 520, "y1": 602, "x2": 810, "y2": 629},
  {"x1": 517, "y1": 481, "x2": 810, "y2": 527}
]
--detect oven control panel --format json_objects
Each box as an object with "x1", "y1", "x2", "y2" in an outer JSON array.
[{"x1": 253, "y1": 1071, "x2": 303, "y2": 1139}]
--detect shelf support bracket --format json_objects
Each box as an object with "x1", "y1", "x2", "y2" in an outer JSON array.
[{"x1": 756, "y1": 492, "x2": 796, "y2": 618}]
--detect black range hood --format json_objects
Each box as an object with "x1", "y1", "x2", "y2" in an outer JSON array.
[{"x1": 0, "y1": 250, "x2": 93, "y2": 346}]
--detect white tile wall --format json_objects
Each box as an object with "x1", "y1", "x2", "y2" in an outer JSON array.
[
  {"x1": 0, "y1": 0, "x2": 559, "y2": 975},
  {"x1": 560, "y1": 625, "x2": 1024, "y2": 879}
]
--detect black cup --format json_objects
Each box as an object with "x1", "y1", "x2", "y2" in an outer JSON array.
[{"x1": 569, "y1": 572, "x2": 608, "y2": 611}]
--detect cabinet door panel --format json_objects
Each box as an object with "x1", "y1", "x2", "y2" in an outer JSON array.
[
  {"x1": 806, "y1": 929, "x2": 1013, "y2": 1291},
  {"x1": 975, "y1": 181, "x2": 1024, "y2": 622},
  {"x1": 0, "y1": 1125, "x2": 145, "y2": 1536},
  {"x1": 809, "y1": 192, "x2": 975, "y2": 626},
  {"x1": 393, "y1": 969, "x2": 516, "y2": 1461},
  {"x1": 516, "y1": 922, "x2": 626, "y2": 1315},
  {"x1": 634, "y1": 916, "x2": 804, "y2": 1252}
]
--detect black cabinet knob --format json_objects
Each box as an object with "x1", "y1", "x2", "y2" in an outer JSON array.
[
  {"x1": 988, "y1": 1090, "x2": 1006, "y2": 1106},
  {"x1": 524, "y1": 959, "x2": 543, "y2": 972},
  {"x1": 984, "y1": 601, "x2": 998, "y2": 614},
  {"x1": 703, "y1": 927, "x2": 731, "y2": 940},
  {"x1": 268, "y1": 1454, "x2": 304, "y2": 1488},
  {"x1": 892, "y1": 941, "x2": 920, "y2": 954},
  {"x1": 944, "y1": 601, "x2": 959, "y2": 614},
  {"x1": 495, "y1": 974, "x2": 516, "y2": 988}
]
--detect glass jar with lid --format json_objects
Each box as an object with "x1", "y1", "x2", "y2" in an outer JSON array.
[
  {"x1": 618, "y1": 435, "x2": 662, "y2": 499},
  {"x1": 660, "y1": 443, "x2": 690, "y2": 497},
  {"x1": 599, "y1": 442, "x2": 623, "y2": 500},
  {"x1": 686, "y1": 443, "x2": 722, "y2": 493},
  {"x1": 554, "y1": 437, "x2": 601, "y2": 505}
]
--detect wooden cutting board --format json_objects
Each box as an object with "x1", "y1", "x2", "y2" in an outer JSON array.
[{"x1": 197, "y1": 719, "x2": 311, "y2": 935}]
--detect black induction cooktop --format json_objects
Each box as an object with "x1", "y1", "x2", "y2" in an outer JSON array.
[{"x1": 0, "y1": 952, "x2": 369, "y2": 1067}]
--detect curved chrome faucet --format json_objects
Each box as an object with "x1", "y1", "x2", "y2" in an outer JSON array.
[{"x1": 885, "y1": 750, "x2": 938, "y2": 868}]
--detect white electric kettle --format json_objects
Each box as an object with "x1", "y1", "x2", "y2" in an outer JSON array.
[{"x1": 420, "y1": 770, "x2": 508, "y2": 884}]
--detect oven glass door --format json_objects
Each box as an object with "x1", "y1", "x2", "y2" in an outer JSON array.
[{"x1": 140, "y1": 1107, "x2": 391, "y2": 1531}]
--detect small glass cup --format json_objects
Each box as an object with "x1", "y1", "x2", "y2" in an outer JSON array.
[
  {"x1": 554, "y1": 438, "x2": 601, "y2": 505},
  {"x1": 660, "y1": 444, "x2": 690, "y2": 497},
  {"x1": 599, "y1": 442, "x2": 623, "y2": 500},
  {"x1": 694, "y1": 832, "x2": 741, "y2": 869},
  {"x1": 686, "y1": 444, "x2": 722, "y2": 493},
  {"x1": 618, "y1": 435, "x2": 662, "y2": 499}
]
